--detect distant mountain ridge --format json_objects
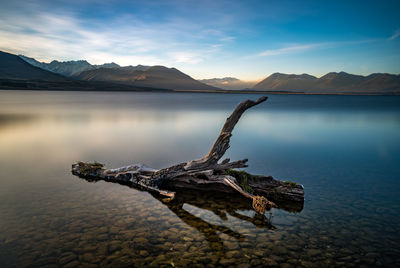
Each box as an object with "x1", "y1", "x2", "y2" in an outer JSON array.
[
  {"x1": 253, "y1": 72, "x2": 400, "y2": 93},
  {"x1": 18, "y1": 53, "x2": 216, "y2": 91},
  {"x1": 1, "y1": 51, "x2": 398, "y2": 94},
  {"x1": 19, "y1": 55, "x2": 125, "y2": 76},
  {"x1": 0, "y1": 51, "x2": 66, "y2": 81},
  {"x1": 200, "y1": 77, "x2": 256, "y2": 90},
  {"x1": 253, "y1": 73, "x2": 317, "y2": 91},
  {"x1": 75, "y1": 65, "x2": 218, "y2": 91}
]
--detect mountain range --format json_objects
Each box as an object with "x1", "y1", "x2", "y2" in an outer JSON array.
[
  {"x1": 0, "y1": 51, "x2": 160, "y2": 92},
  {"x1": 252, "y1": 72, "x2": 400, "y2": 93},
  {"x1": 74, "y1": 65, "x2": 217, "y2": 91},
  {"x1": 19, "y1": 55, "x2": 145, "y2": 76},
  {"x1": 0, "y1": 50, "x2": 399, "y2": 94},
  {"x1": 17, "y1": 53, "x2": 216, "y2": 91}
]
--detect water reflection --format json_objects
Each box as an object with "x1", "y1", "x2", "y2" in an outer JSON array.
[
  {"x1": 77, "y1": 174, "x2": 276, "y2": 254},
  {"x1": 1, "y1": 91, "x2": 400, "y2": 267},
  {"x1": 0, "y1": 113, "x2": 38, "y2": 130},
  {"x1": 160, "y1": 192, "x2": 250, "y2": 255}
]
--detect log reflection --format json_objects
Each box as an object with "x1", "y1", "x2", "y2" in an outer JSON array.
[
  {"x1": 76, "y1": 176, "x2": 303, "y2": 254},
  {"x1": 156, "y1": 190, "x2": 274, "y2": 254}
]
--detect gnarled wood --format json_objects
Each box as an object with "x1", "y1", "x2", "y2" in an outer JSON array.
[
  {"x1": 72, "y1": 96, "x2": 304, "y2": 214},
  {"x1": 184, "y1": 96, "x2": 267, "y2": 171}
]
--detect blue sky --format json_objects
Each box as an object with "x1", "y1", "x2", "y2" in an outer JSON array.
[{"x1": 0, "y1": 0, "x2": 399, "y2": 80}]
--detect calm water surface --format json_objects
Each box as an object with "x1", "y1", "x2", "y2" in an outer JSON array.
[{"x1": 0, "y1": 91, "x2": 399, "y2": 267}]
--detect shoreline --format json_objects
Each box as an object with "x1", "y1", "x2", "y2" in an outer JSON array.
[
  {"x1": 1, "y1": 87, "x2": 399, "y2": 96},
  {"x1": 0, "y1": 79, "x2": 398, "y2": 96},
  {"x1": 172, "y1": 89, "x2": 400, "y2": 96}
]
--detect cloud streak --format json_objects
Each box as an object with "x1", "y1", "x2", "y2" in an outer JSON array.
[
  {"x1": 257, "y1": 39, "x2": 379, "y2": 58},
  {"x1": 167, "y1": 52, "x2": 204, "y2": 64},
  {"x1": 0, "y1": 3, "x2": 234, "y2": 67},
  {"x1": 258, "y1": 43, "x2": 322, "y2": 57},
  {"x1": 389, "y1": 29, "x2": 400, "y2": 40}
]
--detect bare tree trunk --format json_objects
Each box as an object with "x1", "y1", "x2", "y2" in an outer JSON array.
[{"x1": 72, "y1": 96, "x2": 304, "y2": 214}]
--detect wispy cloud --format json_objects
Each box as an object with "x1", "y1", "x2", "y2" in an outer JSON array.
[
  {"x1": 258, "y1": 43, "x2": 322, "y2": 57},
  {"x1": 167, "y1": 52, "x2": 203, "y2": 64},
  {"x1": 256, "y1": 39, "x2": 378, "y2": 58},
  {"x1": 0, "y1": 3, "x2": 234, "y2": 67},
  {"x1": 0, "y1": 12, "x2": 163, "y2": 65},
  {"x1": 388, "y1": 29, "x2": 400, "y2": 40}
]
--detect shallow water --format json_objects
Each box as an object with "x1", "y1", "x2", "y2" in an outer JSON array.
[{"x1": 0, "y1": 90, "x2": 399, "y2": 267}]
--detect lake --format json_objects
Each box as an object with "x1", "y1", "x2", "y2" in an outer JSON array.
[{"x1": 0, "y1": 90, "x2": 399, "y2": 267}]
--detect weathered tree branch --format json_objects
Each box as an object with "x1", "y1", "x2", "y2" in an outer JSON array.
[
  {"x1": 184, "y1": 96, "x2": 267, "y2": 171},
  {"x1": 72, "y1": 96, "x2": 304, "y2": 214}
]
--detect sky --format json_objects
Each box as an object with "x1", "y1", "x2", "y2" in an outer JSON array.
[{"x1": 0, "y1": 0, "x2": 399, "y2": 80}]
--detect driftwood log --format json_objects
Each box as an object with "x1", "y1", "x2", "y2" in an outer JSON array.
[{"x1": 72, "y1": 96, "x2": 304, "y2": 214}]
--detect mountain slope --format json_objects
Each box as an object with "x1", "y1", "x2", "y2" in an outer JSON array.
[
  {"x1": 253, "y1": 73, "x2": 317, "y2": 91},
  {"x1": 355, "y1": 73, "x2": 400, "y2": 92},
  {"x1": 75, "y1": 66, "x2": 219, "y2": 90},
  {"x1": 200, "y1": 77, "x2": 256, "y2": 90},
  {"x1": 312, "y1": 72, "x2": 366, "y2": 91},
  {"x1": 253, "y1": 72, "x2": 400, "y2": 93},
  {"x1": 19, "y1": 55, "x2": 121, "y2": 76},
  {"x1": 19, "y1": 55, "x2": 93, "y2": 76},
  {"x1": 0, "y1": 51, "x2": 66, "y2": 81}
]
